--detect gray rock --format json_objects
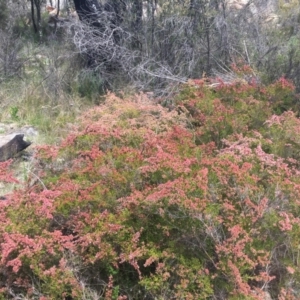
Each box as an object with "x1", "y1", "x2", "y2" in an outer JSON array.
[{"x1": 0, "y1": 133, "x2": 31, "y2": 162}]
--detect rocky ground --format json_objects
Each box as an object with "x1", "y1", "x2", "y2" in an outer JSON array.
[{"x1": 0, "y1": 123, "x2": 40, "y2": 197}]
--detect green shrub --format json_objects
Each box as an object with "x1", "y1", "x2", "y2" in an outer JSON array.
[
  {"x1": 76, "y1": 71, "x2": 107, "y2": 102},
  {"x1": 1, "y1": 81, "x2": 300, "y2": 299}
]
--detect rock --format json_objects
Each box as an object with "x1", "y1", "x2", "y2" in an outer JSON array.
[{"x1": 0, "y1": 134, "x2": 31, "y2": 162}]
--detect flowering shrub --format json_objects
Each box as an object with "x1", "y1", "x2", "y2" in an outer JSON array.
[
  {"x1": 0, "y1": 80, "x2": 300, "y2": 299},
  {"x1": 0, "y1": 160, "x2": 18, "y2": 184}
]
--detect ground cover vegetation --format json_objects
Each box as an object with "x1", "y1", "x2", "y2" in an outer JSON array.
[
  {"x1": 1, "y1": 74, "x2": 300, "y2": 299},
  {"x1": 1, "y1": 0, "x2": 300, "y2": 299}
]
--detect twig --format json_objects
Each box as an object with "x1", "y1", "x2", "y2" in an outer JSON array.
[{"x1": 244, "y1": 40, "x2": 251, "y2": 66}]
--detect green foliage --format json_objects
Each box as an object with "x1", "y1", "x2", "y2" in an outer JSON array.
[
  {"x1": 0, "y1": 0, "x2": 8, "y2": 29},
  {"x1": 9, "y1": 106, "x2": 20, "y2": 121},
  {"x1": 1, "y1": 78, "x2": 300, "y2": 299},
  {"x1": 76, "y1": 71, "x2": 107, "y2": 102}
]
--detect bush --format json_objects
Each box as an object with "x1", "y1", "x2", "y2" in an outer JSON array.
[
  {"x1": 0, "y1": 80, "x2": 300, "y2": 299},
  {"x1": 76, "y1": 70, "x2": 107, "y2": 101}
]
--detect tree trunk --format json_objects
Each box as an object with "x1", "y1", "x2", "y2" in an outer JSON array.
[
  {"x1": 30, "y1": 0, "x2": 38, "y2": 33},
  {"x1": 132, "y1": 0, "x2": 142, "y2": 30},
  {"x1": 30, "y1": 0, "x2": 42, "y2": 35},
  {"x1": 72, "y1": 0, "x2": 103, "y2": 28}
]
